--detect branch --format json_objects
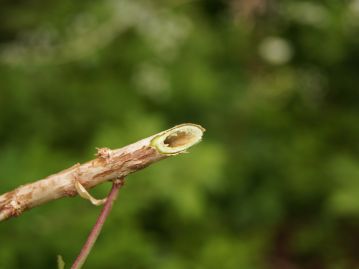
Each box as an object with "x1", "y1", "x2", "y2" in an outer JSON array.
[
  {"x1": 0, "y1": 123, "x2": 205, "y2": 222},
  {"x1": 70, "y1": 178, "x2": 125, "y2": 269}
]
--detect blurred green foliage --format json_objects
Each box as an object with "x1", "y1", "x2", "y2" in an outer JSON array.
[{"x1": 0, "y1": 0, "x2": 359, "y2": 268}]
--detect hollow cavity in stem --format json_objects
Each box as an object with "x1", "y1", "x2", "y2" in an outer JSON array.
[{"x1": 151, "y1": 123, "x2": 204, "y2": 155}]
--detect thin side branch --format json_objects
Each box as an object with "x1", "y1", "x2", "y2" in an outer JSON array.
[
  {"x1": 70, "y1": 178, "x2": 125, "y2": 269},
  {"x1": 0, "y1": 123, "x2": 205, "y2": 222}
]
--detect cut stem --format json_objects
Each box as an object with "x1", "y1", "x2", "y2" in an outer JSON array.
[
  {"x1": 71, "y1": 178, "x2": 125, "y2": 269},
  {"x1": 0, "y1": 123, "x2": 205, "y2": 222}
]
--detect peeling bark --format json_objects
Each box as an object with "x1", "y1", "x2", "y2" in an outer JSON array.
[{"x1": 0, "y1": 123, "x2": 204, "y2": 222}]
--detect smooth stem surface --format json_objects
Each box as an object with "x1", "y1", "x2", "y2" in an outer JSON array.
[{"x1": 71, "y1": 178, "x2": 124, "y2": 269}]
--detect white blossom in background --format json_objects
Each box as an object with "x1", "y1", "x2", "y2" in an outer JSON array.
[{"x1": 258, "y1": 36, "x2": 293, "y2": 65}]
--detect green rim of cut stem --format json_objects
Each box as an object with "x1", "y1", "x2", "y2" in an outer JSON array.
[{"x1": 150, "y1": 123, "x2": 205, "y2": 155}]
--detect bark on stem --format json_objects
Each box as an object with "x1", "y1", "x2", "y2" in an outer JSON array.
[{"x1": 0, "y1": 123, "x2": 205, "y2": 222}]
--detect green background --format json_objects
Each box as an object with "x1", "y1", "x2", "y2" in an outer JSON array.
[{"x1": 1, "y1": 0, "x2": 359, "y2": 268}]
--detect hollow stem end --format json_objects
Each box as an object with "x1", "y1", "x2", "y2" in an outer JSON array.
[{"x1": 150, "y1": 123, "x2": 205, "y2": 155}]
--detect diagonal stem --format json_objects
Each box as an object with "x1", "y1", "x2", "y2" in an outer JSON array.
[
  {"x1": 0, "y1": 123, "x2": 204, "y2": 222},
  {"x1": 70, "y1": 178, "x2": 125, "y2": 269}
]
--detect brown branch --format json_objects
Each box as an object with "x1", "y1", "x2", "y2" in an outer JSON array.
[{"x1": 0, "y1": 123, "x2": 205, "y2": 222}]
